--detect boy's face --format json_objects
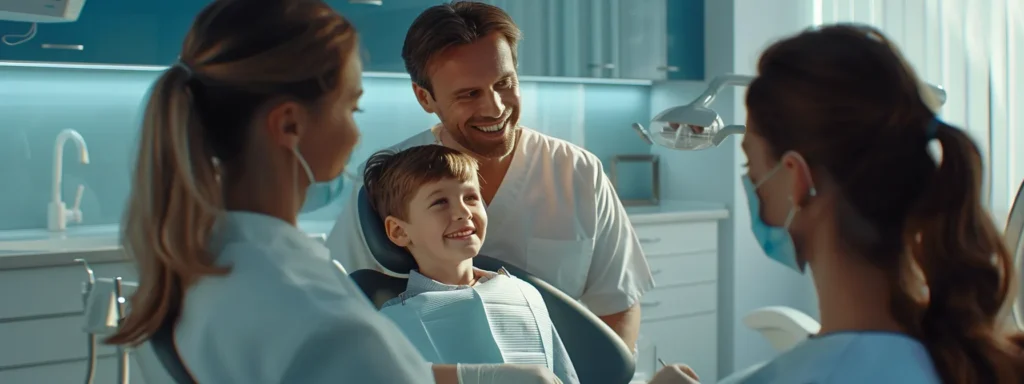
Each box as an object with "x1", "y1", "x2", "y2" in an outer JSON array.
[{"x1": 385, "y1": 176, "x2": 487, "y2": 265}]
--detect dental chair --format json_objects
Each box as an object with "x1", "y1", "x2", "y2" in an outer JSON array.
[
  {"x1": 743, "y1": 306, "x2": 820, "y2": 352},
  {"x1": 141, "y1": 317, "x2": 197, "y2": 383},
  {"x1": 348, "y1": 186, "x2": 637, "y2": 384}
]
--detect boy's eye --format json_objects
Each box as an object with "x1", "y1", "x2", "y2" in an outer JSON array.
[{"x1": 431, "y1": 198, "x2": 448, "y2": 207}]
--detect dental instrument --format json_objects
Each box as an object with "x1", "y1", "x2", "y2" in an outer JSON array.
[
  {"x1": 114, "y1": 277, "x2": 130, "y2": 384},
  {"x1": 632, "y1": 73, "x2": 949, "y2": 151},
  {"x1": 657, "y1": 358, "x2": 667, "y2": 368},
  {"x1": 49, "y1": 129, "x2": 89, "y2": 231},
  {"x1": 75, "y1": 259, "x2": 98, "y2": 384},
  {"x1": 76, "y1": 259, "x2": 137, "y2": 384}
]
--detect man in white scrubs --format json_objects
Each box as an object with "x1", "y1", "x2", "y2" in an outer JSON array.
[{"x1": 325, "y1": 1, "x2": 654, "y2": 348}]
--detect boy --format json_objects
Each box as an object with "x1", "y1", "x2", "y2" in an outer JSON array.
[{"x1": 363, "y1": 145, "x2": 578, "y2": 384}]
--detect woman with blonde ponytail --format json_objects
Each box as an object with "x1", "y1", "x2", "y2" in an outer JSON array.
[
  {"x1": 104, "y1": 1, "x2": 562, "y2": 383},
  {"x1": 712, "y1": 24, "x2": 1024, "y2": 384}
]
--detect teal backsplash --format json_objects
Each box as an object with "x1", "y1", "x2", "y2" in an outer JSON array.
[{"x1": 0, "y1": 65, "x2": 653, "y2": 230}]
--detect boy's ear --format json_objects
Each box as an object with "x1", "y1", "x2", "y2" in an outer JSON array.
[{"x1": 384, "y1": 216, "x2": 411, "y2": 247}]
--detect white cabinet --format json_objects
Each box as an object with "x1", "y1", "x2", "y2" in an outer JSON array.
[
  {"x1": 630, "y1": 209, "x2": 725, "y2": 383},
  {"x1": 0, "y1": 260, "x2": 147, "y2": 383}
]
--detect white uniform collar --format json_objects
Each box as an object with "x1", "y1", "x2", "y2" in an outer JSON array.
[{"x1": 210, "y1": 211, "x2": 329, "y2": 263}]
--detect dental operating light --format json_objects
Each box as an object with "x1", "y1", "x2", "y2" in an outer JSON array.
[{"x1": 633, "y1": 73, "x2": 950, "y2": 151}]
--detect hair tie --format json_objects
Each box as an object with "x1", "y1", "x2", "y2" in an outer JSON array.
[
  {"x1": 174, "y1": 60, "x2": 194, "y2": 79},
  {"x1": 925, "y1": 117, "x2": 940, "y2": 140}
]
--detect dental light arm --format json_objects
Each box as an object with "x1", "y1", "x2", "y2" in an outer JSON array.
[
  {"x1": 694, "y1": 74, "x2": 756, "y2": 107},
  {"x1": 634, "y1": 73, "x2": 950, "y2": 151}
]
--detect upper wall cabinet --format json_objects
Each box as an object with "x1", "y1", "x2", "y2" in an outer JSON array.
[
  {"x1": 0, "y1": 0, "x2": 704, "y2": 81},
  {"x1": 0, "y1": 0, "x2": 209, "y2": 66},
  {"x1": 493, "y1": 0, "x2": 704, "y2": 81}
]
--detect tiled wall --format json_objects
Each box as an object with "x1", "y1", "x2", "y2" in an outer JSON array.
[{"x1": 0, "y1": 65, "x2": 653, "y2": 230}]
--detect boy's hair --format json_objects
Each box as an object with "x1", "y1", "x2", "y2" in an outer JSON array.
[{"x1": 363, "y1": 145, "x2": 478, "y2": 221}]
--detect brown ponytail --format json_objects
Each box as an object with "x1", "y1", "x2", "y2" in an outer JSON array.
[
  {"x1": 903, "y1": 121, "x2": 1024, "y2": 383},
  {"x1": 105, "y1": 0, "x2": 359, "y2": 346},
  {"x1": 106, "y1": 65, "x2": 227, "y2": 346}
]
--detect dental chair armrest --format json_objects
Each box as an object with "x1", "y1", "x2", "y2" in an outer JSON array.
[{"x1": 742, "y1": 306, "x2": 821, "y2": 352}]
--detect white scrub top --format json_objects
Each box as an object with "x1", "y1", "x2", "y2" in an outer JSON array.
[
  {"x1": 719, "y1": 332, "x2": 941, "y2": 384},
  {"x1": 174, "y1": 211, "x2": 434, "y2": 384},
  {"x1": 326, "y1": 126, "x2": 655, "y2": 316}
]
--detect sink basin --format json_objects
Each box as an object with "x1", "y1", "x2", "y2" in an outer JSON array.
[{"x1": 0, "y1": 236, "x2": 120, "y2": 253}]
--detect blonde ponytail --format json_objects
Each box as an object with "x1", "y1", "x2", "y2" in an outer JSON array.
[
  {"x1": 106, "y1": 65, "x2": 228, "y2": 346},
  {"x1": 105, "y1": 0, "x2": 360, "y2": 347}
]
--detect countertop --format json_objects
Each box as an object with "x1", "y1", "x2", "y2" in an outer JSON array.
[{"x1": 0, "y1": 201, "x2": 727, "y2": 270}]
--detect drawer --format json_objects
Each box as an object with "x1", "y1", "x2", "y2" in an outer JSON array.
[
  {"x1": 0, "y1": 314, "x2": 120, "y2": 369},
  {"x1": 638, "y1": 313, "x2": 719, "y2": 384},
  {"x1": 634, "y1": 221, "x2": 717, "y2": 256},
  {"x1": 0, "y1": 261, "x2": 137, "y2": 320},
  {"x1": 639, "y1": 282, "x2": 716, "y2": 322},
  {"x1": 0, "y1": 354, "x2": 147, "y2": 384},
  {"x1": 649, "y1": 251, "x2": 717, "y2": 287}
]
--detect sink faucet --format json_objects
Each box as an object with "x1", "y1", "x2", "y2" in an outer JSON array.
[{"x1": 48, "y1": 129, "x2": 90, "y2": 232}]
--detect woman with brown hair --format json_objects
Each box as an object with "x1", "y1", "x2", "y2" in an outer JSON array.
[
  {"x1": 711, "y1": 24, "x2": 1024, "y2": 384},
  {"x1": 103, "y1": 0, "x2": 561, "y2": 383}
]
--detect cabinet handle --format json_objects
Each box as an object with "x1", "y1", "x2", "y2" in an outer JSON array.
[
  {"x1": 651, "y1": 268, "x2": 663, "y2": 275},
  {"x1": 589, "y1": 63, "x2": 616, "y2": 69},
  {"x1": 640, "y1": 237, "x2": 662, "y2": 244},
  {"x1": 641, "y1": 300, "x2": 661, "y2": 308},
  {"x1": 657, "y1": 65, "x2": 680, "y2": 72},
  {"x1": 42, "y1": 44, "x2": 84, "y2": 51}
]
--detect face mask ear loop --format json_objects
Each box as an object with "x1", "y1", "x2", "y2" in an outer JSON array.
[
  {"x1": 784, "y1": 186, "x2": 818, "y2": 230},
  {"x1": 293, "y1": 146, "x2": 300, "y2": 212},
  {"x1": 291, "y1": 144, "x2": 317, "y2": 213},
  {"x1": 783, "y1": 199, "x2": 798, "y2": 230}
]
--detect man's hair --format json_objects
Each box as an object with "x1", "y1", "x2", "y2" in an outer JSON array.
[
  {"x1": 401, "y1": 1, "x2": 521, "y2": 94},
  {"x1": 363, "y1": 145, "x2": 479, "y2": 221}
]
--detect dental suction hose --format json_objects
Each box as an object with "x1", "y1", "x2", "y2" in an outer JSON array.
[
  {"x1": 115, "y1": 277, "x2": 130, "y2": 384},
  {"x1": 75, "y1": 259, "x2": 97, "y2": 384}
]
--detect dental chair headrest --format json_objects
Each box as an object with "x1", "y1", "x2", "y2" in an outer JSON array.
[{"x1": 357, "y1": 186, "x2": 417, "y2": 274}]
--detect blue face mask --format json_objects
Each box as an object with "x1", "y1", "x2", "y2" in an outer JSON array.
[
  {"x1": 741, "y1": 165, "x2": 814, "y2": 273},
  {"x1": 302, "y1": 175, "x2": 347, "y2": 213},
  {"x1": 292, "y1": 146, "x2": 351, "y2": 214}
]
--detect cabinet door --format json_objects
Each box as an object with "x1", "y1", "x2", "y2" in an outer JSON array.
[
  {"x1": 641, "y1": 313, "x2": 719, "y2": 384},
  {"x1": 331, "y1": 0, "x2": 440, "y2": 74},
  {"x1": 486, "y1": 0, "x2": 560, "y2": 78},
  {"x1": 615, "y1": 0, "x2": 705, "y2": 81},
  {"x1": 618, "y1": 0, "x2": 670, "y2": 80},
  {"x1": 0, "y1": 0, "x2": 207, "y2": 66},
  {"x1": 664, "y1": 0, "x2": 705, "y2": 80},
  {"x1": 585, "y1": 0, "x2": 619, "y2": 78}
]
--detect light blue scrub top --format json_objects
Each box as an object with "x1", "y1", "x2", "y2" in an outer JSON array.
[
  {"x1": 719, "y1": 332, "x2": 941, "y2": 384},
  {"x1": 174, "y1": 211, "x2": 434, "y2": 383}
]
